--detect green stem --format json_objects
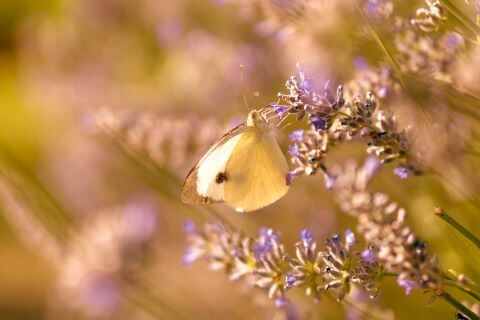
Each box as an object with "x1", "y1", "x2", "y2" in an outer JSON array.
[
  {"x1": 382, "y1": 271, "x2": 399, "y2": 277},
  {"x1": 439, "y1": 291, "x2": 480, "y2": 320},
  {"x1": 439, "y1": 0, "x2": 480, "y2": 39},
  {"x1": 444, "y1": 279, "x2": 480, "y2": 301},
  {"x1": 355, "y1": 3, "x2": 406, "y2": 89},
  {"x1": 434, "y1": 207, "x2": 480, "y2": 249}
]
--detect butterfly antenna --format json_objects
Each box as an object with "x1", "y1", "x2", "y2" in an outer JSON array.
[
  {"x1": 280, "y1": 121, "x2": 293, "y2": 131},
  {"x1": 240, "y1": 64, "x2": 250, "y2": 111},
  {"x1": 276, "y1": 114, "x2": 290, "y2": 129}
]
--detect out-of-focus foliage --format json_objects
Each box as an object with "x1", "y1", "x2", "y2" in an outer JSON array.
[{"x1": 0, "y1": 0, "x2": 480, "y2": 319}]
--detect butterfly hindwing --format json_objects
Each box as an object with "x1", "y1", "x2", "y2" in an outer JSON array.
[{"x1": 224, "y1": 127, "x2": 289, "y2": 212}]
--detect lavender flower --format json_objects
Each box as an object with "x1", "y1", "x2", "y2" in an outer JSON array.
[
  {"x1": 331, "y1": 159, "x2": 444, "y2": 295},
  {"x1": 93, "y1": 108, "x2": 227, "y2": 172},
  {"x1": 50, "y1": 203, "x2": 159, "y2": 318},
  {"x1": 184, "y1": 222, "x2": 385, "y2": 305},
  {"x1": 277, "y1": 68, "x2": 422, "y2": 183},
  {"x1": 287, "y1": 229, "x2": 325, "y2": 301}
]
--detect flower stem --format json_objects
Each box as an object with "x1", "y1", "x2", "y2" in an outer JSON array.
[
  {"x1": 438, "y1": 291, "x2": 480, "y2": 320},
  {"x1": 439, "y1": 0, "x2": 480, "y2": 41},
  {"x1": 434, "y1": 207, "x2": 480, "y2": 249},
  {"x1": 381, "y1": 271, "x2": 399, "y2": 277},
  {"x1": 444, "y1": 279, "x2": 480, "y2": 301}
]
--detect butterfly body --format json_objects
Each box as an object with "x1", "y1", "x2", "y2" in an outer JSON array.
[{"x1": 181, "y1": 110, "x2": 289, "y2": 212}]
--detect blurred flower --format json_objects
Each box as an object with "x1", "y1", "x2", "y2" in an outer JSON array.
[
  {"x1": 0, "y1": 179, "x2": 63, "y2": 263},
  {"x1": 93, "y1": 108, "x2": 226, "y2": 172},
  {"x1": 394, "y1": 25, "x2": 464, "y2": 82},
  {"x1": 410, "y1": 0, "x2": 447, "y2": 32},
  {"x1": 364, "y1": 0, "x2": 394, "y2": 24},
  {"x1": 50, "y1": 201, "x2": 159, "y2": 319},
  {"x1": 331, "y1": 159, "x2": 444, "y2": 295}
]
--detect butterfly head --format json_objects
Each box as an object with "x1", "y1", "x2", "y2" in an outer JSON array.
[{"x1": 247, "y1": 110, "x2": 268, "y2": 129}]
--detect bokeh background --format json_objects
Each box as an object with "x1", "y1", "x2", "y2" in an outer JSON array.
[{"x1": 0, "y1": 0, "x2": 479, "y2": 319}]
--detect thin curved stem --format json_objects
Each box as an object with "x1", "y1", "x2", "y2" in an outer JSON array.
[
  {"x1": 434, "y1": 207, "x2": 480, "y2": 249},
  {"x1": 439, "y1": 291, "x2": 480, "y2": 320},
  {"x1": 444, "y1": 279, "x2": 480, "y2": 302}
]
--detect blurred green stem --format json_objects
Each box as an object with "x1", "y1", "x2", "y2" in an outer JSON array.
[
  {"x1": 434, "y1": 207, "x2": 480, "y2": 249},
  {"x1": 444, "y1": 279, "x2": 480, "y2": 301},
  {"x1": 355, "y1": 2, "x2": 405, "y2": 88},
  {"x1": 439, "y1": 291, "x2": 480, "y2": 320},
  {"x1": 439, "y1": 0, "x2": 480, "y2": 40}
]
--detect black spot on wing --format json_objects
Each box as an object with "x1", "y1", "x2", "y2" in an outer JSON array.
[{"x1": 215, "y1": 172, "x2": 227, "y2": 184}]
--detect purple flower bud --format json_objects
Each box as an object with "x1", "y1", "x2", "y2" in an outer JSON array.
[
  {"x1": 286, "y1": 172, "x2": 296, "y2": 186},
  {"x1": 254, "y1": 228, "x2": 280, "y2": 258},
  {"x1": 331, "y1": 234, "x2": 341, "y2": 244},
  {"x1": 364, "y1": 156, "x2": 381, "y2": 179},
  {"x1": 271, "y1": 103, "x2": 289, "y2": 117},
  {"x1": 296, "y1": 62, "x2": 312, "y2": 91},
  {"x1": 295, "y1": 62, "x2": 305, "y2": 78},
  {"x1": 184, "y1": 220, "x2": 196, "y2": 234},
  {"x1": 324, "y1": 172, "x2": 336, "y2": 189},
  {"x1": 364, "y1": 0, "x2": 381, "y2": 18},
  {"x1": 300, "y1": 78, "x2": 312, "y2": 91},
  {"x1": 443, "y1": 33, "x2": 463, "y2": 50},
  {"x1": 289, "y1": 130, "x2": 304, "y2": 142},
  {"x1": 275, "y1": 295, "x2": 289, "y2": 308},
  {"x1": 288, "y1": 144, "x2": 300, "y2": 157},
  {"x1": 345, "y1": 229, "x2": 356, "y2": 246},
  {"x1": 285, "y1": 274, "x2": 296, "y2": 288},
  {"x1": 300, "y1": 229, "x2": 314, "y2": 243},
  {"x1": 394, "y1": 166, "x2": 410, "y2": 179},
  {"x1": 310, "y1": 115, "x2": 326, "y2": 131},
  {"x1": 182, "y1": 247, "x2": 199, "y2": 266},
  {"x1": 361, "y1": 249, "x2": 376, "y2": 262},
  {"x1": 378, "y1": 85, "x2": 389, "y2": 98},
  {"x1": 397, "y1": 278, "x2": 417, "y2": 295},
  {"x1": 354, "y1": 57, "x2": 367, "y2": 69}
]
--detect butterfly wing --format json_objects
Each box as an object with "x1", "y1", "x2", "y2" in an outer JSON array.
[
  {"x1": 224, "y1": 127, "x2": 289, "y2": 212},
  {"x1": 181, "y1": 123, "x2": 249, "y2": 204}
]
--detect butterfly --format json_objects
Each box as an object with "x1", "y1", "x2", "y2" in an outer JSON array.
[{"x1": 181, "y1": 110, "x2": 289, "y2": 212}]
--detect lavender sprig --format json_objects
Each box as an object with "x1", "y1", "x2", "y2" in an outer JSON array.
[
  {"x1": 184, "y1": 223, "x2": 384, "y2": 307},
  {"x1": 274, "y1": 66, "x2": 421, "y2": 184},
  {"x1": 331, "y1": 158, "x2": 444, "y2": 294}
]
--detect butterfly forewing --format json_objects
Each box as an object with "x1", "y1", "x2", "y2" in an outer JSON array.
[{"x1": 181, "y1": 123, "x2": 248, "y2": 204}]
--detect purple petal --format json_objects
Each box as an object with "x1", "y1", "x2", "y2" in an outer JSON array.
[
  {"x1": 324, "y1": 172, "x2": 336, "y2": 189},
  {"x1": 184, "y1": 220, "x2": 196, "y2": 234},
  {"x1": 361, "y1": 249, "x2": 376, "y2": 262},
  {"x1": 394, "y1": 166, "x2": 410, "y2": 179},
  {"x1": 288, "y1": 144, "x2": 300, "y2": 156},
  {"x1": 397, "y1": 278, "x2": 417, "y2": 295},
  {"x1": 289, "y1": 130, "x2": 304, "y2": 142},
  {"x1": 300, "y1": 229, "x2": 314, "y2": 243},
  {"x1": 345, "y1": 230, "x2": 356, "y2": 246}
]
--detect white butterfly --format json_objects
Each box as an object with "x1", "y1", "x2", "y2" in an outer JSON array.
[{"x1": 181, "y1": 110, "x2": 289, "y2": 212}]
